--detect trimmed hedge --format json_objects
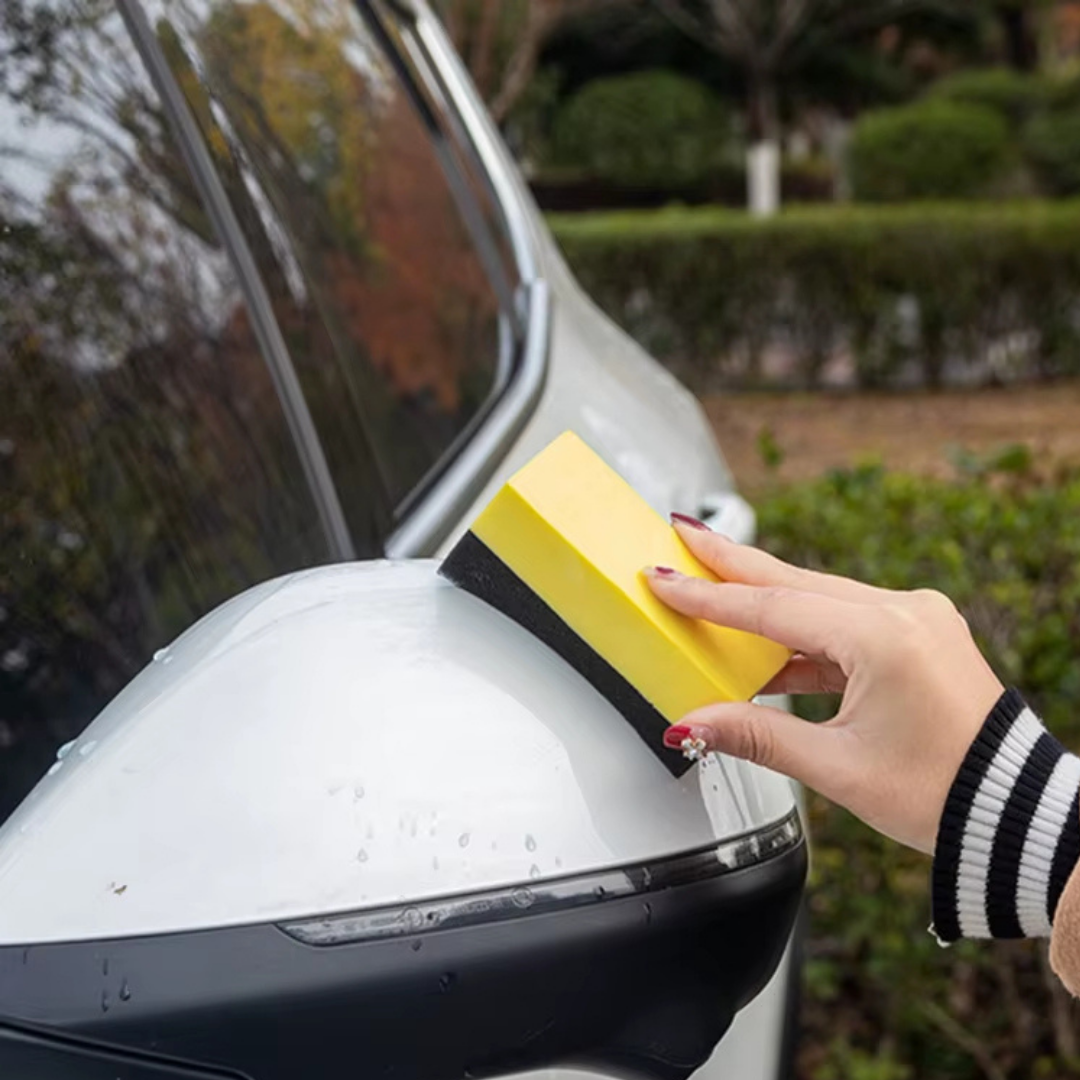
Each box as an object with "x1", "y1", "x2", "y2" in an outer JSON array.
[
  {"x1": 758, "y1": 459, "x2": 1080, "y2": 1077},
  {"x1": 550, "y1": 70, "x2": 730, "y2": 188},
  {"x1": 849, "y1": 100, "x2": 1013, "y2": 202},
  {"x1": 551, "y1": 202, "x2": 1080, "y2": 390}
]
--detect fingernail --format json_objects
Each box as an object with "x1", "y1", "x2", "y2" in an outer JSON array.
[
  {"x1": 645, "y1": 565, "x2": 679, "y2": 578},
  {"x1": 663, "y1": 724, "x2": 692, "y2": 748},
  {"x1": 670, "y1": 512, "x2": 710, "y2": 531}
]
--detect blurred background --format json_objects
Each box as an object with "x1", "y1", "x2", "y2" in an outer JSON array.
[{"x1": 436, "y1": 1, "x2": 1080, "y2": 1077}]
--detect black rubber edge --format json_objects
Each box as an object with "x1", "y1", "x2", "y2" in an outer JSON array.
[
  {"x1": 0, "y1": 841, "x2": 806, "y2": 1080},
  {"x1": 440, "y1": 530, "x2": 692, "y2": 777}
]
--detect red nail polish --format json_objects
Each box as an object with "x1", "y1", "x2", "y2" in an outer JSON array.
[
  {"x1": 663, "y1": 725, "x2": 692, "y2": 748},
  {"x1": 650, "y1": 566, "x2": 677, "y2": 577},
  {"x1": 671, "y1": 512, "x2": 710, "y2": 531}
]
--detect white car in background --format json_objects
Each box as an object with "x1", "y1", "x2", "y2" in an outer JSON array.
[{"x1": 0, "y1": 1, "x2": 804, "y2": 1077}]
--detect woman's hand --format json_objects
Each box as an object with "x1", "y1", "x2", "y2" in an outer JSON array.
[{"x1": 644, "y1": 517, "x2": 1005, "y2": 854}]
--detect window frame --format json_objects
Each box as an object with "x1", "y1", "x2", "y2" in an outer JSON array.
[
  {"x1": 121, "y1": 0, "x2": 549, "y2": 561},
  {"x1": 359, "y1": 0, "x2": 551, "y2": 558}
]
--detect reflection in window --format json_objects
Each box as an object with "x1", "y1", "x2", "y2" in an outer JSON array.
[
  {"x1": 149, "y1": 0, "x2": 509, "y2": 517},
  {"x1": 0, "y1": 0, "x2": 332, "y2": 825}
]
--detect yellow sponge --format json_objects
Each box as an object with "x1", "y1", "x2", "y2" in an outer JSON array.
[{"x1": 439, "y1": 431, "x2": 791, "y2": 773}]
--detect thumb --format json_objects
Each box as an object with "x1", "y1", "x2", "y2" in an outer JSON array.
[{"x1": 668, "y1": 700, "x2": 843, "y2": 796}]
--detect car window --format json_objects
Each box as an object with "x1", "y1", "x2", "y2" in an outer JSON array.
[
  {"x1": 0, "y1": 0, "x2": 334, "y2": 826},
  {"x1": 144, "y1": 0, "x2": 515, "y2": 525}
]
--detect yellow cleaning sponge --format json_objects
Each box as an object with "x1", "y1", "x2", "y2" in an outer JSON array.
[{"x1": 440, "y1": 431, "x2": 791, "y2": 773}]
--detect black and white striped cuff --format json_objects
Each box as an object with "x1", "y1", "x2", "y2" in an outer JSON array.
[{"x1": 931, "y1": 688, "x2": 1080, "y2": 942}]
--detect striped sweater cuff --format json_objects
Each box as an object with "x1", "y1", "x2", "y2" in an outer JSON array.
[{"x1": 931, "y1": 688, "x2": 1080, "y2": 942}]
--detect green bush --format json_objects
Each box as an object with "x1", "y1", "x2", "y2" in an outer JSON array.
[
  {"x1": 551, "y1": 202, "x2": 1080, "y2": 389},
  {"x1": 928, "y1": 67, "x2": 1048, "y2": 128},
  {"x1": 1025, "y1": 109, "x2": 1080, "y2": 196},
  {"x1": 550, "y1": 70, "x2": 730, "y2": 188},
  {"x1": 757, "y1": 460, "x2": 1080, "y2": 1078},
  {"x1": 849, "y1": 100, "x2": 1012, "y2": 201}
]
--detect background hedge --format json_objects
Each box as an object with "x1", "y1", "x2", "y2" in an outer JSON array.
[
  {"x1": 849, "y1": 100, "x2": 1013, "y2": 202},
  {"x1": 550, "y1": 70, "x2": 731, "y2": 188},
  {"x1": 551, "y1": 202, "x2": 1080, "y2": 390},
  {"x1": 758, "y1": 456, "x2": 1080, "y2": 1078}
]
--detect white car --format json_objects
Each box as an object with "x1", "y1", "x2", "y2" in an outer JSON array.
[{"x1": 0, "y1": 1, "x2": 804, "y2": 1077}]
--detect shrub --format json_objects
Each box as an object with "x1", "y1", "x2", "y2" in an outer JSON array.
[
  {"x1": 849, "y1": 100, "x2": 1012, "y2": 201},
  {"x1": 1025, "y1": 109, "x2": 1080, "y2": 196},
  {"x1": 928, "y1": 67, "x2": 1048, "y2": 128},
  {"x1": 550, "y1": 70, "x2": 730, "y2": 188},
  {"x1": 551, "y1": 202, "x2": 1080, "y2": 389},
  {"x1": 757, "y1": 461, "x2": 1080, "y2": 1077}
]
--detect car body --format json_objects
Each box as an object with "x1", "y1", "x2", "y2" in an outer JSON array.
[{"x1": 0, "y1": 0, "x2": 801, "y2": 1076}]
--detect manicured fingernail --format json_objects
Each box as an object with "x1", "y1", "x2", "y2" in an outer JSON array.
[
  {"x1": 645, "y1": 565, "x2": 679, "y2": 578},
  {"x1": 670, "y1": 512, "x2": 710, "y2": 531},
  {"x1": 663, "y1": 724, "x2": 692, "y2": 748}
]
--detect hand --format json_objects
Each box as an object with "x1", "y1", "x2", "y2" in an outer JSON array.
[{"x1": 644, "y1": 518, "x2": 1005, "y2": 854}]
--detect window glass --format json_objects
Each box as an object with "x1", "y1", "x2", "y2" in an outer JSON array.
[
  {"x1": 0, "y1": 0, "x2": 332, "y2": 825},
  {"x1": 146, "y1": 0, "x2": 511, "y2": 519}
]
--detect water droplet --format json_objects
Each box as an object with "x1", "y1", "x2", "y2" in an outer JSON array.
[
  {"x1": 525, "y1": 834, "x2": 537, "y2": 852},
  {"x1": 102, "y1": 958, "x2": 109, "y2": 977},
  {"x1": 411, "y1": 939, "x2": 423, "y2": 952},
  {"x1": 47, "y1": 761, "x2": 62, "y2": 777},
  {"x1": 594, "y1": 886, "x2": 606, "y2": 899},
  {"x1": 78, "y1": 740, "x2": 97, "y2": 757},
  {"x1": 490, "y1": 841, "x2": 497, "y2": 851},
  {"x1": 119, "y1": 979, "x2": 131, "y2": 1002},
  {"x1": 432, "y1": 856, "x2": 440, "y2": 870},
  {"x1": 152, "y1": 648, "x2": 167, "y2": 663},
  {"x1": 429, "y1": 826, "x2": 437, "y2": 837},
  {"x1": 529, "y1": 864, "x2": 541, "y2": 880},
  {"x1": 366, "y1": 823, "x2": 374, "y2": 841},
  {"x1": 21, "y1": 948, "x2": 29, "y2": 966},
  {"x1": 643, "y1": 902, "x2": 653, "y2": 925},
  {"x1": 403, "y1": 907, "x2": 423, "y2": 931},
  {"x1": 357, "y1": 848, "x2": 368, "y2": 863},
  {"x1": 100, "y1": 990, "x2": 111, "y2": 1013},
  {"x1": 458, "y1": 832, "x2": 470, "y2": 848},
  {"x1": 511, "y1": 887, "x2": 534, "y2": 909},
  {"x1": 554, "y1": 856, "x2": 563, "y2": 869},
  {"x1": 641, "y1": 867, "x2": 653, "y2": 888},
  {"x1": 410, "y1": 818, "x2": 418, "y2": 838},
  {"x1": 56, "y1": 741, "x2": 74, "y2": 761},
  {"x1": 439, "y1": 972, "x2": 457, "y2": 993},
  {"x1": 712, "y1": 784, "x2": 719, "y2": 792},
  {"x1": 353, "y1": 785, "x2": 365, "y2": 801}
]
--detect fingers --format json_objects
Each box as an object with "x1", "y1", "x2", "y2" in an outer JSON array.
[
  {"x1": 644, "y1": 569, "x2": 864, "y2": 662},
  {"x1": 668, "y1": 699, "x2": 846, "y2": 797},
  {"x1": 671, "y1": 517, "x2": 887, "y2": 605},
  {"x1": 759, "y1": 655, "x2": 847, "y2": 695}
]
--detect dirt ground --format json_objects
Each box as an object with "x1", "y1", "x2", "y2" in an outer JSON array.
[{"x1": 703, "y1": 380, "x2": 1080, "y2": 494}]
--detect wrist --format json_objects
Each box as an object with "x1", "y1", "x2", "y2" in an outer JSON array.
[{"x1": 932, "y1": 688, "x2": 1080, "y2": 942}]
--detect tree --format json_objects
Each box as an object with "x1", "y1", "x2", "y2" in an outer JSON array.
[
  {"x1": 654, "y1": 0, "x2": 936, "y2": 214},
  {"x1": 437, "y1": 0, "x2": 624, "y2": 122}
]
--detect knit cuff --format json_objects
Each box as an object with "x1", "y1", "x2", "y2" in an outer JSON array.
[{"x1": 931, "y1": 688, "x2": 1080, "y2": 942}]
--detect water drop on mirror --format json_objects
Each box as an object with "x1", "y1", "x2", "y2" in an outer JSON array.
[
  {"x1": 529, "y1": 864, "x2": 541, "y2": 879},
  {"x1": 100, "y1": 990, "x2": 110, "y2": 1013},
  {"x1": 525, "y1": 834, "x2": 537, "y2": 852},
  {"x1": 458, "y1": 832, "x2": 470, "y2": 848},
  {"x1": 119, "y1": 979, "x2": 131, "y2": 1002},
  {"x1": 357, "y1": 848, "x2": 368, "y2": 863}
]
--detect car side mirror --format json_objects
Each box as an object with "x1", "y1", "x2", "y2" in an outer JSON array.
[{"x1": 0, "y1": 563, "x2": 805, "y2": 1080}]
